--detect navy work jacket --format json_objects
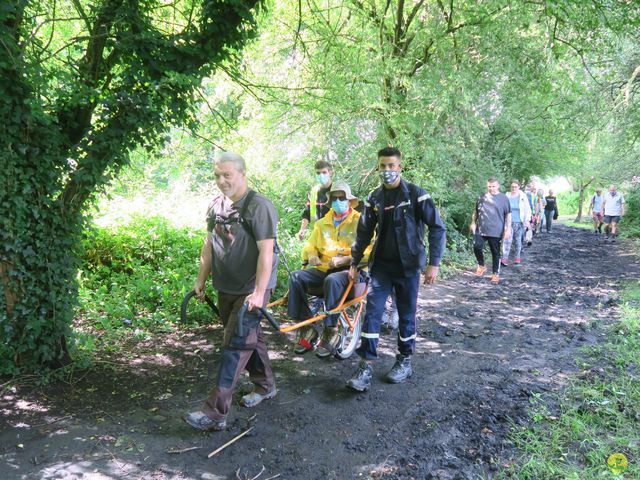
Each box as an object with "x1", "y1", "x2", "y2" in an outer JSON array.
[{"x1": 351, "y1": 179, "x2": 446, "y2": 273}]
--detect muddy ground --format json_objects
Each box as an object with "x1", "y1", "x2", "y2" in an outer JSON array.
[{"x1": 2, "y1": 224, "x2": 640, "y2": 480}]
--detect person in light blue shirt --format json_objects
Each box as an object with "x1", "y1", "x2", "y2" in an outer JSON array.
[{"x1": 501, "y1": 180, "x2": 532, "y2": 266}]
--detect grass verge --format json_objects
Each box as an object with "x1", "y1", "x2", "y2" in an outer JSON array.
[
  {"x1": 563, "y1": 219, "x2": 595, "y2": 232},
  {"x1": 499, "y1": 281, "x2": 640, "y2": 479}
]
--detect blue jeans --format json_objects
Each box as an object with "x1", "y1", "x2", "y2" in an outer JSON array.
[
  {"x1": 502, "y1": 222, "x2": 524, "y2": 260},
  {"x1": 287, "y1": 268, "x2": 350, "y2": 327},
  {"x1": 544, "y1": 210, "x2": 553, "y2": 232},
  {"x1": 356, "y1": 260, "x2": 421, "y2": 360}
]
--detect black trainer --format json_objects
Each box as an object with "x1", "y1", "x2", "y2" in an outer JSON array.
[
  {"x1": 346, "y1": 361, "x2": 373, "y2": 392},
  {"x1": 385, "y1": 354, "x2": 413, "y2": 383}
]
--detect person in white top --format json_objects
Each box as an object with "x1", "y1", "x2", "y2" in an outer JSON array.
[
  {"x1": 501, "y1": 180, "x2": 532, "y2": 266},
  {"x1": 588, "y1": 188, "x2": 605, "y2": 234},
  {"x1": 601, "y1": 185, "x2": 625, "y2": 240}
]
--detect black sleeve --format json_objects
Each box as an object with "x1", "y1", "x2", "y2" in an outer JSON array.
[
  {"x1": 416, "y1": 189, "x2": 446, "y2": 267},
  {"x1": 301, "y1": 194, "x2": 311, "y2": 221}
]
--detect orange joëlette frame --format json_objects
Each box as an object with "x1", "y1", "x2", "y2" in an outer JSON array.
[{"x1": 266, "y1": 279, "x2": 368, "y2": 334}]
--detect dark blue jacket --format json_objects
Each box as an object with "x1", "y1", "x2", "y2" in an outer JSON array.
[{"x1": 351, "y1": 179, "x2": 446, "y2": 272}]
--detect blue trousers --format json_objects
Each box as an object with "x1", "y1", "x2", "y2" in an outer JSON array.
[
  {"x1": 502, "y1": 222, "x2": 524, "y2": 260},
  {"x1": 287, "y1": 268, "x2": 350, "y2": 327},
  {"x1": 356, "y1": 261, "x2": 421, "y2": 360}
]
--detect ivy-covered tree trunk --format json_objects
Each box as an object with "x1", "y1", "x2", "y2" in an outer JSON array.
[{"x1": 0, "y1": 0, "x2": 262, "y2": 373}]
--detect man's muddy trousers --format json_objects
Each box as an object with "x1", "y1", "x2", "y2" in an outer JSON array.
[{"x1": 202, "y1": 290, "x2": 275, "y2": 422}]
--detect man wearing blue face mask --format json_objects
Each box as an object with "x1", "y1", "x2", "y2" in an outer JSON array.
[
  {"x1": 288, "y1": 181, "x2": 372, "y2": 358},
  {"x1": 346, "y1": 146, "x2": 446, "y2": 392},
  {"x1": 298, "y1": 161, "x2": 333, "y2": 240}
]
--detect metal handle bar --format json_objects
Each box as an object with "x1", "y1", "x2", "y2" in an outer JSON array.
[{"x1": 180, "y1": 289, "x2": 219, "y2": 323}]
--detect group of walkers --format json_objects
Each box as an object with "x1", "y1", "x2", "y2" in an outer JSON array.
[
  {"x1": 184, "y1": 147, "x2": 445, "y2": 431},
  {"x1": 471, "y1": 179, "x2": 558, "y2": 284},
  {"x1": 588, "y1": 186, "x2": 626, "y2": 240},
  {"x1": 182, "y1": 149, "x2": 626, "y2": 432},
  {"x1": 471, "y1": 179, "x2": 627, "y2": 285}
]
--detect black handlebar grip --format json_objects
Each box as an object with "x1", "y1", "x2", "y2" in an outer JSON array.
[
  {"x1": 180, "y1": 289, "x2": 219, "y2": 323},
  {"x1": 257, "y1": 307, "x2": 281, "y2": 331}
]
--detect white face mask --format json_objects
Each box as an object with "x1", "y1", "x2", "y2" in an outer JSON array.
[
  {"x1": 316, "y1": 173, "x2": 330, "y2": 185},
  {"x1": 332, "y1": 199, "x2": 349, "y2": 214}
]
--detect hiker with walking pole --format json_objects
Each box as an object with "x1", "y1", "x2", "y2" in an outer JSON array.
[{"x1": 184, "y1": 152, "x2": 278, "y2": 432}]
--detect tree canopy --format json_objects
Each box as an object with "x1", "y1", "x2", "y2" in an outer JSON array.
[{"x1": 2, "y1": 0, "x2": 640, "y2": 373}]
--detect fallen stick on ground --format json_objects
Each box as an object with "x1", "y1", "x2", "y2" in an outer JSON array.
[
  {"x1": 208, "y1": 427, "x2": 254, "y2": 458},
  {"x1": 165, "y1": 446, "x2": 202, "y2": 454}
]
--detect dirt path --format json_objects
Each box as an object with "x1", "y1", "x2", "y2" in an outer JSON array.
[{"x1": 2, "y1": 224, "x2": 639, "y2": 480}]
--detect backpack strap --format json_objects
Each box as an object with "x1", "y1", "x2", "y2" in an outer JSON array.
[
  {"x1": 237, "y1": 190, "x2": 283, "y2": 263},
  {"x1": 238, "y1": 189, "x2": 257, "y2": 241},
  {"x1": 408, "y1": 182, "x2": 421, "y2": 221}
]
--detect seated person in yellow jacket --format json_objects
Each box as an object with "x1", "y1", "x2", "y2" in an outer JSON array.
[{"x1": 289, "y1": 180, "x2": 371, "y2": 358}]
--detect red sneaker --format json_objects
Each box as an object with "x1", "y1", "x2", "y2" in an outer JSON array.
[{"x1": 514, "y1": 258, "x2": 521, "y2": 265}]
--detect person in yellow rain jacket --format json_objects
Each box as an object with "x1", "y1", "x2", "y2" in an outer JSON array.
[{"x1": 289, "y1": 180, "x2": 371, "y2": 358}]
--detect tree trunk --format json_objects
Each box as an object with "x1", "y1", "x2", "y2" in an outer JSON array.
[
  {"x1": 575, "y1": 181, "x2": 585, "y2": 222},
  {"x1": 574, "y1": 176, "x2": 594, "y2": 223}
]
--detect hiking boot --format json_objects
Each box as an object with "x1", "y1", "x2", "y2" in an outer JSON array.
[
  {"x1": 293, "y1": 327, "x2": 318, "y2": 354},
  {"x1": 490, "y1": 273, "x2": 500, "y2": 284},
  {"x1": 381, "y1": 308, "x2": 399, "y2": 330},
  {"x1": 183, "y1": 411, "x2": 226, "y2": 431},
  {"x1": 315, "y1": 327, "x2": 341, "y2": 358},
  {"x1": 500, "y1": 258, "x2": 508, "y2": 266},
  {"x1": 385, "y1": 354, "x2": 413, "y2": 383},
  {"x1": 475, "y1": 265, "x2": 487, "y2": 277},
  {"x1": 346, "y1": 361, "x2": 373, "y2": 392},
  {"x1": 514, "y1": 258, "x2": 521, "y2": 266},
  {"x1": 240, "y1": 388, "x2": 277, "y2": 408}
]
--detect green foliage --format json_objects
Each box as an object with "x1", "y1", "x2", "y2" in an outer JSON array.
[
  {"x1": 555, "y1": 190, "x2": 582, "y2": 216},
  {"x1": 75, "y1": 214, "x2": 301, "y2": 343},
  {"x1": 78, "y1": 217, "x2": 209, "y2": 330},
  {"x1": 622, "y1": 184, "x2": 640, "y2": 238},
  {"x1": 198, "y1": 0, "x2": 609, "y2": 236},
  {"x1": 0, "y1": 0, "x2": 263, "y2": 374}
]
